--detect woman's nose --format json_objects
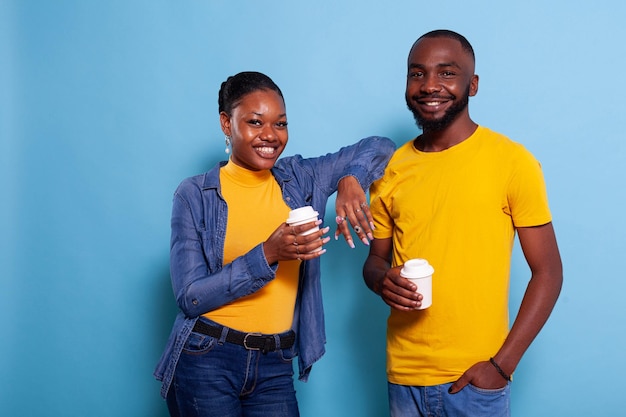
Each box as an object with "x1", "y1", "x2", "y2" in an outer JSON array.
[{"x1": 260, "y1": 124, "x2": 277, "y2": 140}]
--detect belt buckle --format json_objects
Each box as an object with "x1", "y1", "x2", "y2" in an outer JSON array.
[{"x1": 243, "y1": 333, "x2": 262, "y2": 350}]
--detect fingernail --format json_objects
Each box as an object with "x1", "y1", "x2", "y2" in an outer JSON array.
[
  {"x1": 367, "y1": 232, "x2": 374, "y2": 240},
  {"x1": 347, "y1": 239, "x2": 355, "y2": 249},
  {"x1": 370, "y1": 222, "x2": 376, "y2": 230},
  {"x1": 322, "y1": 226, "x2": 330, "y2": 233},
  {"x1": 361, "y1": 237, "x2": 370, "y2": 246}
]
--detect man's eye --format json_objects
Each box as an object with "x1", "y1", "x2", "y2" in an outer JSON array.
[
  {"x1": 441, "y1": 71, "x2": 455, "y2": 77},
  {"x1": 409, "y1": 72, "x2": 423, "y2": 78}
]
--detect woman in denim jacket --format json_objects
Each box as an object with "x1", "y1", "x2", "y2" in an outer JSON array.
[{"x1": 154, "y1": 71, "x2": 395, "y2": 417}]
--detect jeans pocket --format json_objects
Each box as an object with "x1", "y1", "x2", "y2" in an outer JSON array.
[
  {"x1": 451, "y1": 383, "x2": 510, "y2": 417},
  {"x1": 467, "y1": 382, "x2": 509, "y2": 395},
  {"x1": 182, "y1": 331, "x2": 217, "y2": 355}
]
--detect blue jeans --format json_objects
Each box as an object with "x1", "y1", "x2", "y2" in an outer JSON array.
[
  {"x1": 167, "y1": 322, "x2": 299, "y2": 417},
  {"x1": 388, "y1": 382, "x2": 510, "y2": 417}
]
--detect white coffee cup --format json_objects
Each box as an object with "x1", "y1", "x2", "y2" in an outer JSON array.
[
  {"x1": 286, "y1": 206, "x2": 321, "y2": 252},
  {"x1": 400, "y1": 258, "x2": 434, "y2": 309}
]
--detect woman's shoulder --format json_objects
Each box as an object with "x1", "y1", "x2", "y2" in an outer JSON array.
[{"x1": 175, "y1": 163, "x2": 223, "y2": 195}]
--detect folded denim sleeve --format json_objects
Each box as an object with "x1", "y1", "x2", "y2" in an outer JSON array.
[
  {"x1": 169, "y1": 189, "x2": 277, "y2": 318},
  {"x1": 339, "y1": 136, "x2": 396, "y2": 188},
  {"x1": 295, "y1": 136, "x2": 395, "y2": 193}
]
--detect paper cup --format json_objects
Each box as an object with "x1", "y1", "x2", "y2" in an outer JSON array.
[
  {"x1": 400, "y1": 258, "x2": 434, "y2": 309},
  {"x1": 286, "y1": 206, "x2": 320, "y2": 251}
]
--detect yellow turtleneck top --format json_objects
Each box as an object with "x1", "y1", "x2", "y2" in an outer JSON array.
[{"x1": 203, "y1": 160, "x2": 301, "y2": 333}]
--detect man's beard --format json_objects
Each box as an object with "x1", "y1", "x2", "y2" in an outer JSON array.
[{"x1": 406, "y1": 85, "x2": 470, "y2": 131}]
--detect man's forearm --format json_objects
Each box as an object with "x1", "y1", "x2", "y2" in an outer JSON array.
[
  {"x1": 495, "y1": 270, "x2": 562, "y2": 375},
  {"x1": 363, "y1": 255, "x2": 389, "y2": 295}
]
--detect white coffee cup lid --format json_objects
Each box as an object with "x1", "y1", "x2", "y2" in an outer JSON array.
[
  {"x1": 400, "y1": 258, "x2": 434, "y2": 278},
  {"x1": 287, "y1": 206, "x2": 319, "y2": 224}
]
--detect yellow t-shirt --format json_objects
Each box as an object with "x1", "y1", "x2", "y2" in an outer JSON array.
[
  {"x1": 369, "y1": 126, "x2": 551, "y2": 386},
  {"x1": 203, "y1": 161, "x2": 300, "y2": 334}
]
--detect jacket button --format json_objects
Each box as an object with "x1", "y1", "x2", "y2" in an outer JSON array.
[{"x1": 192, "y1": 299, "x2": 198, "y2": 305}]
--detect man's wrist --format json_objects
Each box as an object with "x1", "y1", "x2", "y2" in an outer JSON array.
[{"x1": 489, "y1": 357, "x2": 512, "y2": 381}]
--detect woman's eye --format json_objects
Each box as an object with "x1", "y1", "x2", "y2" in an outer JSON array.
[
  {"x1": 247, "y1": 119, "x2": 262, "y2": 126},
  {"x1": 276, "y1": 121, "x2": 288, "y2": 128}
]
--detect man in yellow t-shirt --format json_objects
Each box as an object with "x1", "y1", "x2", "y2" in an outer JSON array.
[{"x1": 364, "y1": 30, "x2": 563, "y2": 417}]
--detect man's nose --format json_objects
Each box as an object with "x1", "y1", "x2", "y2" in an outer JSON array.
[{"x1": 420, "y1": 74, "x2": 441, "y2": 93}]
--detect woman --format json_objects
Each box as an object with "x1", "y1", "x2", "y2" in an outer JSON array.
[{"x1": 154, "y1": 71, "x2": 394, "y2": 417}]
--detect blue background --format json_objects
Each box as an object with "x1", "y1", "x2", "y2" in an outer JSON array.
[{"x1": 2, "y1": 1, "x2": 624, "y2": 416}]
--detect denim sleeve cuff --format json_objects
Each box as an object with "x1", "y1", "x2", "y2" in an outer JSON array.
[
  {"x1": 244, "y1": 243, "x2": 278, "y2": 286},
  {"x1": 338, "y1": 168, "x2": 366, "y2": 189}
]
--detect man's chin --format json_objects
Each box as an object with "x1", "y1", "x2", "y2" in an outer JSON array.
[{"x1": 412, "y1": 114, "x2": 448, "y2": 131}]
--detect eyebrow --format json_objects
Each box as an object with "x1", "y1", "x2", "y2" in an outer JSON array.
[
  {"x1": 250, "y1": 111, "x2": 287, "y2": 118},
  {"x1": 409, "y1": 62, "x2": 462, "y2": 70}
]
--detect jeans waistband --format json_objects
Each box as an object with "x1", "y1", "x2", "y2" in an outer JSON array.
[{"x1": 192, "y1": 319, "x2": 296, "y2": 354}]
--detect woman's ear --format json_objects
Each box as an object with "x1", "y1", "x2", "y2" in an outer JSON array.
[{"x1": 219, "y1": 111, "x2": 231, "y2": 136}]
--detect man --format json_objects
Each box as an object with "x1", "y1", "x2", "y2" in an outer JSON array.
[{"x1": 363, "y1": 30, "x2": 562, "y2": 417}]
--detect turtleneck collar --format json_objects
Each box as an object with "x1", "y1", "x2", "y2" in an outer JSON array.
[{"x1": 221, "y1": 159, "x2": 272, "y2": 188}]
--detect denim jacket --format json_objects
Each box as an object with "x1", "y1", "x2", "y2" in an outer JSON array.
[{"x1": 154, "y1": 136, "x2": 395, "y2": 398}]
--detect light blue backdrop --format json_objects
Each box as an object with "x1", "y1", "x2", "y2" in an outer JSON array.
[{"x1": 2, "y1": 1, "x2": 624, "y2": 416}]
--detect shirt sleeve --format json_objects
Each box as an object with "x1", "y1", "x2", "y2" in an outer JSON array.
[
  {"x1": 506, "y1": 144, "x2": 552, "y2": 228},
  {"x1": 369, "y1": 174, "x2": 395, "y2": 239},
  {"x1": 169, "y1": 181, "x2": 277, "y2": 318},
  {"x1": 288, "y1": 136, "x2": 396, "y2": 195}
]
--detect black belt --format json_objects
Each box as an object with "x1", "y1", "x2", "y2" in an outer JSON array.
[{"x1": 193, "y1": 319, "x2": 296, "y2": 354}]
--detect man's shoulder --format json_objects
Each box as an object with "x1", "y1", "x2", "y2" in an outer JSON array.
[
  {"x1": 476, "y1": 125, "x2": 531, "y2": 151},
  {"x1": 475, "y1": 126, "x2": 541, "y2": 172},
  {"x1": 388, "y1": 138, "x2": 417, "y2": 160},
  {"x1": 476, "y1": 125, "x2": 512, "y2": 142}
]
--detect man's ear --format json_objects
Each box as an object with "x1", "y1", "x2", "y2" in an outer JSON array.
[{"x1": 469, "y1": 74, "x2": 479, "y2": 97}]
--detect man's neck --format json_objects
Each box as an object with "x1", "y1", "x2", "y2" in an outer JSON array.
[{"x1": 416, "y1": 118, "x2": 478, "y2": 152}]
